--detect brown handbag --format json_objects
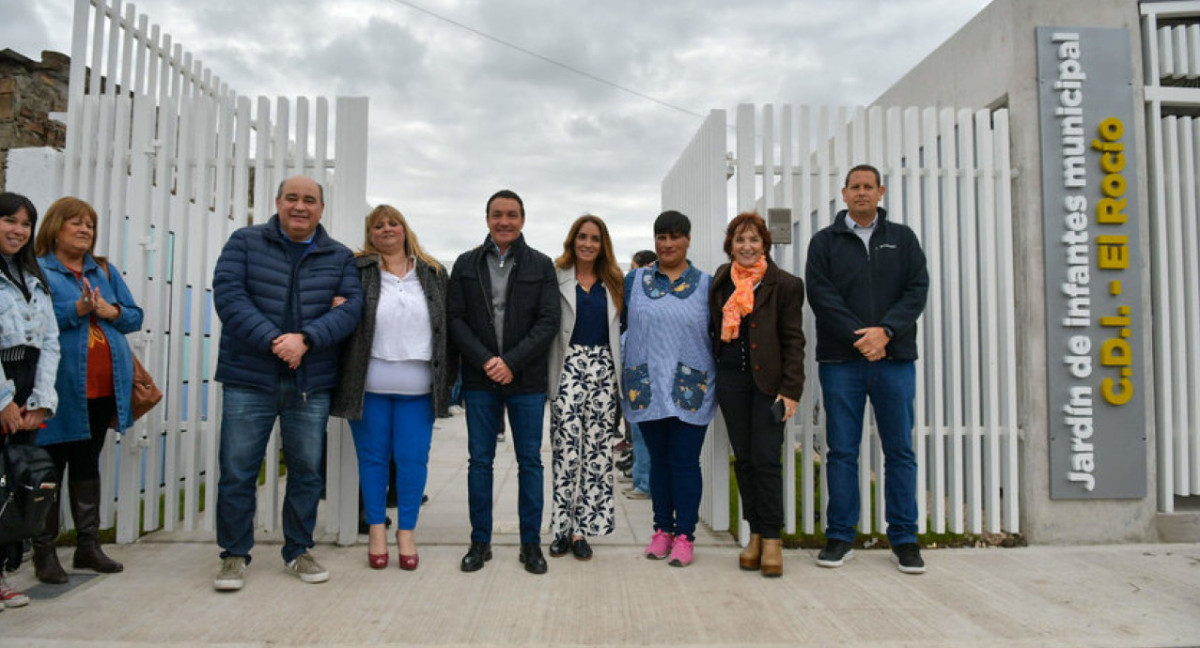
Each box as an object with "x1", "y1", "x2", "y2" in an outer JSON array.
[
  {"x1": 98, "y1": 261, "x2": 163, "y2": 423},
  {"x1": 129, "y1": 354, "x2": 163, "y2": 421}
]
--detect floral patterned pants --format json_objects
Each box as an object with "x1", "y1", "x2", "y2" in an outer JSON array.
[{"x1": 550, "y1": 344, "x2": 619, "y2": 539}]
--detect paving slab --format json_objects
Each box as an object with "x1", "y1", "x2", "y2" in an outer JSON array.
[{"x1": 2, "y1": 411, "x2": 1199, "y2": 647}]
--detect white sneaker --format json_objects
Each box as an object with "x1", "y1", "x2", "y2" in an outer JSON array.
[
  {"x1": 213, "y1": 556, "x2": 246, "y2": 591},
  {"x1": 0, "y1": 577, "x2": 30, "y2": 607},
  {"x1": 287, "y1": 552, "x2": 329, "y2": 583}
]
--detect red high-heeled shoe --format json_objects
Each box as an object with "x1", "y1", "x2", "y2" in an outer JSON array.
[
  {"x1": 368, "y1": 552, "x2": 389, "y2": 569},
  {"x1": 398, "y1": 553, "x2": 419, "y2": 571}
]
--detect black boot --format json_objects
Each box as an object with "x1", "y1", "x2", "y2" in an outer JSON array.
[
  {"x1": 69, "y1": 480, "x2": 123, "y2": 573},
  {"x1": 32, "y1": 491, "x2": 67, "y2": 584}
]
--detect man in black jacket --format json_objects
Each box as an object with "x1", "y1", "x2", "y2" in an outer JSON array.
[
  {"x1": 448, "y1": 189, "x2": 560, "y2": 575},
  {"x1": 805, "y1": 164, "x2": 929, "y2": 575}
]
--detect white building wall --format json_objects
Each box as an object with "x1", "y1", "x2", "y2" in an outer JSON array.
[{"x1": 5, "y1": 147, "x2": 64, "y2": 214}]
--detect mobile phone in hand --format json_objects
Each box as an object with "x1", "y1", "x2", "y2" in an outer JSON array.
[{"x1": 771, "y1": 399, "x2": 786, "y2": 422}]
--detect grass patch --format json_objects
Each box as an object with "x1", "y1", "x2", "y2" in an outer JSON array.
[{"x1": 728, "y1": 450, "x2": 1024, "y2": 550}]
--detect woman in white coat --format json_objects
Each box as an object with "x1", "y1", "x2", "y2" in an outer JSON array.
[{"x1": 546, "y1": 215, "x2": 623, "y2": 561}]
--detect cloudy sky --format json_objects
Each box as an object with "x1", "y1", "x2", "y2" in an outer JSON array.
[{"x1": 2, "y1": 0, "x2": 991, "y2": 264}]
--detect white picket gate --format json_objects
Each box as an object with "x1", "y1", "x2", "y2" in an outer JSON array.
[
  {"x1": 51, "y1": 0, "x2": 369, "y2": 544},
  {"x1": 663, "y1": 103, "x2": 1020, "y2": 538}
]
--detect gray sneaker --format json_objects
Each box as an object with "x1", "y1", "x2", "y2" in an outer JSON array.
[
  {"x1": 623, "y1": 488, "x2": 650, "y2": 500},
  {"x1": 287, "y1": 552, "x2": 329, "y2": 583},
  {"x1": 213, "y1": 556, "x2": 246, "y2": 591}
]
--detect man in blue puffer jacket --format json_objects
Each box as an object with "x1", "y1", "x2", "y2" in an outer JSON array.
[{"x1": 210, "y1": 176, "x2": 363, "y2": 591}]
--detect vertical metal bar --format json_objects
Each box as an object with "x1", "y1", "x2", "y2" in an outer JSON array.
[
  {"x1": 796, "y1": 105, "x2": 818, "y2": 536},
  {"x1": 64, "y1": 0, "x2": 92, "y2": 195},
  {"x1": 89, "y1": 0, "x2": 107, "y2": 96},
  {"x1": 1188, "y1": 118, "x2": 1200, "y2": 491},
  {"x1": 156, "y1": 95, "x2": 180, "y2": 531},
  {"x1": 314, "y1": 98, "x2": 329, "y2": 187},
  {"x1": 993, "y1": 109, "x2": 1019, "y2": 532},
  {"x1": 737, "y1": 104, "x2": 756, "y2": 213},
  {"x1": 939, "y1": 107, "x2": 965, "y2": 533},
  {"x1": 116, "y1": 94, "x2": 155, "y2": 543},
  {"x1": 922, "y1": 107, "x2": 945, "y2": 534},
  {"x1": 975, "y1": 109, "x2": 1001, "y2": 532},
  {"x1": 293, "y1": 97, "x2": 309, "y2": 178},
  {"x1": 166, "y1": 96, "x2": 195, "y2": 532},
  {"x1": 902, "y1": 107, "x2": 924, "y2": 535},
  {"x1": 1164, "y1": 116, "x2": 1190, "y2": 495},
  {"x1": 955, "y1": 108, "x2": 982, "y2": 533}
]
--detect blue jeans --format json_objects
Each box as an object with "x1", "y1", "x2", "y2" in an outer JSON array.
[
  {"x1": 217, "y1": 380, "x2": 331, "y2": 564},
  {"x1": 450, "y1": 372, "x2": 464, "y2": 407},
  {"x1": 463, "y1": 390, "x2": 545, "y2": 544},
  {"x1": 819, "y1": 360, "x2": 918, "y2": 545},
  {"x1": 639, "y1": 417, "x2": 707, "y2": 540},
  {"x1": 631, "y1": 421, "x2": 651, "y2": 494},
  {"x1": 349, "y1": 392, "x2": 433, "y2": 530}
]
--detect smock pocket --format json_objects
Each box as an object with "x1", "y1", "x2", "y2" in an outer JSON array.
[
  {"x1": 672, "y1": 363, "x2": 709, "y2": 412},
  {"x1": 623, "y1": 364, "x2": 652, "y2": 411}
]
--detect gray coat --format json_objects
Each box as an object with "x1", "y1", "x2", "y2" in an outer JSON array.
[{"x1": 331, "y1": 255, "x2": 455, "y2": 420}]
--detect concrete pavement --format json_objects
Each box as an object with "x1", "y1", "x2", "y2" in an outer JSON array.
[{"x1": 2, "y1": 411, "x2": 1199, "y2": 647}]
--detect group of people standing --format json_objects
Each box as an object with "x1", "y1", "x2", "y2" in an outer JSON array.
[
  {"x1": 0, "y1": 193, "x2": 143, "y2": 610},
  {"x1": 446, "y1": 162, "x2": 928, "y2": 579},
  {"x1": 200, "y1": 165, "x2": 929, "y2": 589},
  {"x1": 0, "y1": 162, "x2": 931, "y2": 603}
]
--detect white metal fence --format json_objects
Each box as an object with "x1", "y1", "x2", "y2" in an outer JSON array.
[
  {"x1": 1143, "y1": 3, "x2": 1200, "y2": 512},
  {"x1": 661, "y1": 110, "x2": 734, "y2": 531},
  {"x1": 663, "y1": 103, "x2": 1021, "y2": 538},
  {"x1": 51, "y1": 0, "x2": 369, "y2": 543}
]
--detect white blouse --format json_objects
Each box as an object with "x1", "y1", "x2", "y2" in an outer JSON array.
[{"x1": 364, "y1": 267, "x2": 433, "y2": 395}]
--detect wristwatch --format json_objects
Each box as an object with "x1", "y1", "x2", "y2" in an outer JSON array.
[
  {"x1": 301, "y1": 332, "x2": 313, "y2": 348},
  {"x1": 882, "y1": 326, "x2": 894, "y2": 339}
]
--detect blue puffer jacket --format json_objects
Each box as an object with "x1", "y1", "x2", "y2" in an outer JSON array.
[
  {"x1": 212, "y1": 215, "x2": 363, "y2": 394},
  {"x1": 37, "y1": 254, "x2": 144, "y2": 444}
]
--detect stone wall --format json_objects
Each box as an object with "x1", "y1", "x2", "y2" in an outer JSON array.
[{"x1": 0, "y1": 49, "x2": 69, "y2": 190}]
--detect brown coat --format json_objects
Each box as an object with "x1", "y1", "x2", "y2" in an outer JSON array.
[{"x1": 708, "y1": 261, "x2": 807, "y2": 400}]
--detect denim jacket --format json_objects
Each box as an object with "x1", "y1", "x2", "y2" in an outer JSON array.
[
  {"x1": 0, "y1": 268, "x2": 60, "y2": 416},
  {"x1": 37, "y1": 253, "x2": 144, "y2": 443}
]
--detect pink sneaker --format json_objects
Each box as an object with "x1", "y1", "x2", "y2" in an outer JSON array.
[
  {"x1": 644, "y1": 529, "x2": 673, "y2": 559},
  {"x1": 0, "y1": 577, "x2": 30, "y2": 608},
  {"x1": 668, "y1": 535, "x2": 694, "y2": 567}
]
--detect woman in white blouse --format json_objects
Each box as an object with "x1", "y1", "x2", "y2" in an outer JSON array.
[{"x1": 332, "y1": 205, "x2": 453, "y2": 571}]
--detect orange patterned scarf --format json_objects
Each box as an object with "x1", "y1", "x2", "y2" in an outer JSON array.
[{"x1": 720, "y1": 257, "x2": 767, "y2": 342}]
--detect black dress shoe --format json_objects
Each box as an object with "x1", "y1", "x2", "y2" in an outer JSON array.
[
  {"x1": 460, "y1": 541, "x2": 492, "y2": 572},
  {"x1": 548, "y1": 536, "x2": 570, "y2": 558},
  {"x1": 571, "y1": 538, "x2": 593, "y2": 561},
  {"x1": 519, "y1": 543, "x2": 548, "y2": 574}
]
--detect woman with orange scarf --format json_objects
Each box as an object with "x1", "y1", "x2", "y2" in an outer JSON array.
[{"x1": 708, "y1": 212, "x2": 806, "y2": 577}]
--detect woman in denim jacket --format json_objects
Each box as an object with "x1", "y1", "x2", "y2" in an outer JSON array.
[
  {"x1": 0, "y1": 193, "x2": 59, "y2": 608},
  {"x1": 32, "y1": 197, "x2": 143, "y2": 584}
]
